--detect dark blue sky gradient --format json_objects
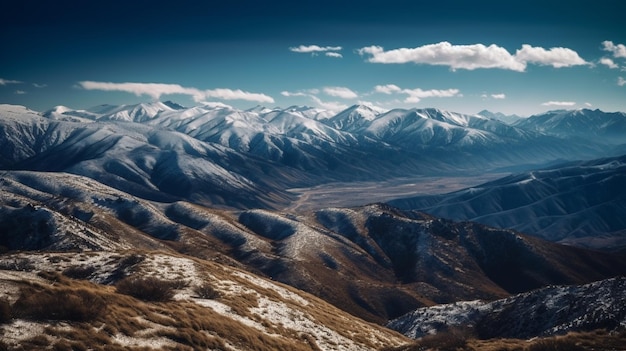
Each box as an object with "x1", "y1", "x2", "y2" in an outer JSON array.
[{"x1": 2, "y1": 0, "x2": 625, "y2": 114}]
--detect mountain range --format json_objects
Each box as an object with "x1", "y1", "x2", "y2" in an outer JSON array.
[
  {"x1": 3, "y1": 102, "x2": 623, "y2": 211},
  {"x1": 476, "y1": 110, "x2": 523, "y2": 125},
  {"x1": 1, "y1": 101, "x2": 626, "y2": 349},
  {"x1": 513, "y1": 108, "x2": 626, "y2": 144}
]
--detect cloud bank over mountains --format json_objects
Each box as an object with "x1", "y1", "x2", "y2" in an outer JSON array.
[
  {"x1": 12, "y1": 39, "x2": 621, "y2": 114},
  {"x1": 374, "y1": 84, "x2": 460, "y2": 103},
  {"x1": 78, "y1": 81, "x2": 275, "y2": 103},
  {"x1": 357, "y1": 42, "x2": 588, "y2": 71},
  {"x1": 541, "y1": 101, "x2": 577, "y2": 107}
]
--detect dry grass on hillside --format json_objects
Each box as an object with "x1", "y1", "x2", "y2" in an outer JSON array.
[
  {"x1": 0, "y1": 251, "x2": 409, "y2": 350},
  {"x1": 0, "y1": 271, "x2": 329, "y2": 350}
]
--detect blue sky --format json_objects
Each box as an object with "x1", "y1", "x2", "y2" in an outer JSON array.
[{"x1": 1, "y1": 0, "x2": 625, "y2": 116}]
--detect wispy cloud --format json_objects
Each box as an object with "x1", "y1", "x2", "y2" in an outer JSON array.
[
  {"x1": 585, "y1": 102, "x2": 593, "y2": 107},
  {"x1": 602, "y1": 41, "x2": 626, "y2": 58},
  {"x1": 78, "y1": 81, "x2": 274, "y2": 103},
  {"x1": 599, "y1": 58, "x2": 619, "y2": 69},
  {"x1": 310, "y1": 95, "x2": 348, "y2": 111},
  {"x1": 403, "y1": 88, "x2": 460, "y2": 103},
  {"x1": 323, "y1": 86, "x2": 358, "y2": 99},
  {"x1": 618, "y1": 77, "x2": 626, "y2": 87},
  {"x1": 15, "y1": 90, "x2": 26, "y2": 95},
  {"x1": 281, "y1": 91, "x2": 308, "y2": 97},
  {"x1": 289, "y1": 45, "x2": 342, "y2": 57},
  {"x1": 491, "y1": 93, "x2": 506, "y2": 99},
  {"x1": 358, "y1": 42, "x2": 587, "y2": 71},
  {"x1": 33, "y1": 83, "x2": 48, "y2": 88},
  {"x1": 373, "y1": 84, "x2": 460, "y2": 103},
  {"x1": 200, "y1": 101, "x2": 233, "y2": 109},
  {"x1": 541, "y1": 101, "x2": 576, "y2": 107},
  {"x1": 0, "y1": 78, "x2": 23, "y2": 85},
  {"x1": 374, "y1": 84, "x2": 402, "y2": 94},
  {"x1": 281, "y1": 88, "x2": 349, "y2": 111},
  {"x1": 325, "y1": 52, "x2": 343, "y2": 58}
]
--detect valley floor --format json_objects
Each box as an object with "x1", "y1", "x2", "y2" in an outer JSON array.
[{"x1": 284, "y1": 173, "x2": 507, "y2": 212}]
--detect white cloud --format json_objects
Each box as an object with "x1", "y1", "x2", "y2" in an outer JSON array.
[
  {"x1": 373, "y1": 83, "x2": 460, "y2": 103},
  {"x1": 358, "y1": 42, "x2": 588, "y2": 71},
  {"x1": 280, "y1": 88, "x2": 348, "y2": 111},
  {"x1": 585, "y1": 102, "x2": 592, "y2": 107},
  {"x1": 374, "y1": 84, "x2": 402, "y2": 94},
  {"x1": 204, "y1": 88, "x2": 274, "y2": 103},
  {"x1": 310, "y1": 95, "x2": 348, "y2": 112},
  {"x1": 325, "y1": 52, "x2": 343, "y2": 58},
  {"x1": 289, "y1": 45, "x2": 342, "y2": 54},
  {"x1": 200, "y1": 101, "x2": 233, "y2": 109},
  {"x1": 281, "y1": 91, "x2": 307, "y2": 97},
  {"x1": 0, "y1": 78, "x2": 22, "y2": 85},
  {"x1": 599, "y1": 57, "x2": 619, "y2": 69},
  {"x1": 358, "y1": 42, "x2": 525, "y2": 71},
  {"x1": 491, "y1": 93, "x2": 506, "y2": 99},
  {"x1": 33, "y1": 83, "x2": 47, "y2": 88},
  {"x1": 515, "y1": 44, "x2": 588, "y2": 68},
  {"x1": 15, "y1": 90, "x2": 26, "y2": 95},
  {"x1": 402, "y1": 88, "x2": 460, "y2": 103},
  {"x1": 323, "y1": 86, "x2": 358, "y2": 99},
  {"x1": 602, "y1": 41, "x2": 626, "y2": 58},
  {"x1": 78, "y1": 81, "x2": 274, "y2": 103},
  {"x1": 618, "y1": 77, "x2": 626, "y2": 87},
  {"x1": 541, "y1": 101, "x2": 576, "y2": 107}
]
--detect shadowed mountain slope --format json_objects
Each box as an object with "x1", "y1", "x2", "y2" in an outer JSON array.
[{"x1": 389, "y1": 155, "x2": 626, "y2": 250}]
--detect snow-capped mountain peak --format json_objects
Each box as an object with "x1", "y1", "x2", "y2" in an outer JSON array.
[{"x1": 326, "y1": 104, "x2": 383, "y2": 131}]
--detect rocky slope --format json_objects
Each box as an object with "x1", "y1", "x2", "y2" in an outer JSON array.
[{"x1": 388, "y1": 277, "x2": 626, "y2": 340}]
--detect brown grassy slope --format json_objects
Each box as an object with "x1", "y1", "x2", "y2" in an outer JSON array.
[{"x1": 0, "y1": 251, "x2": 409, "y2": 351}]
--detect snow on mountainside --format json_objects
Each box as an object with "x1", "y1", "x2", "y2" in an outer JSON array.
[
  {"x1": 1, "y1": 105, "x2": 307, "y2": 209},
  {"x1": 477, "y1": 109, "x2": 523, "y2": 124},
  {"x1": 45, "y1": 101, "x2": 603, "y2": 153},
  {"x1": 389, "y1": 155, "x2": 626, "y2": 250},
  {"x1": 388, "y1": 277, "x2": 626, "y2": 340},
  {"x1": 327, "y1": 104, "x2": 384, "y2": 131},
  {"x1": 363, "y1": 108, "x2": 536, "y2": 148},
  {"x1": 2, "y1": 102, "x2": 624, "y2": 211},
  {"x1": 514, "y1": 108, "x2": 626, "y2": 144}
]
